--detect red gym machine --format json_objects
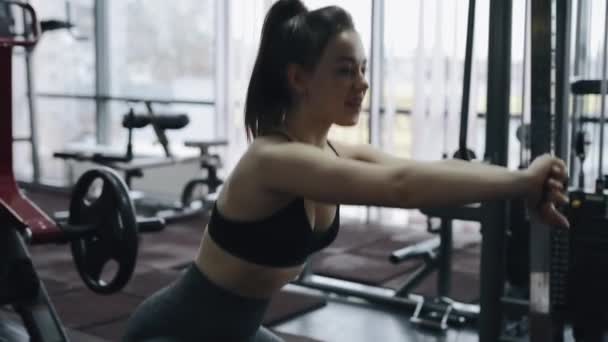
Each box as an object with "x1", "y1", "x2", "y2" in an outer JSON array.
[{"x1": 0, "y1": 2, "x2": 163, "y2": 340}]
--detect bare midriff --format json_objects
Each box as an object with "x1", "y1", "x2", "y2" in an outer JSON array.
[{"x1": 194, "y1": 228, "x2": 304, "y2": 299}]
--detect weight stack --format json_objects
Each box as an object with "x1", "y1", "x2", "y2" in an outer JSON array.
[
  {"x1": 567, "y1": 191, "x2": 608, "y2": 341},
  {"x1": 551, "y1": 226, "x2": 569, "y2": 311}
]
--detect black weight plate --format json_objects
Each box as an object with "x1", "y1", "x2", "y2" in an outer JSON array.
[{"x1": 68, "y1": 168, "x2": 138, "y2": 294}]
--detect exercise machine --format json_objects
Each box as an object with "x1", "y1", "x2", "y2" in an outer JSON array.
[{"x1": 54, "y1": 101, "x2": 227, "y2": 223}]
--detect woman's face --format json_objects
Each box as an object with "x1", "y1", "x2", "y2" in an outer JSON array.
[{"x1": 304, "y1": 30, "x2": 369, "y2": 127}]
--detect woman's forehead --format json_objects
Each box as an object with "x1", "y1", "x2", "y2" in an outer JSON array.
[{"x1": 323, "y1": 31, "x2": 367, "y2": 63}]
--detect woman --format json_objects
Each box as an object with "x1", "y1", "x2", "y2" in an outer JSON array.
[{"x1": 123, "y1": 0, "x2": 569, "y2": 341}]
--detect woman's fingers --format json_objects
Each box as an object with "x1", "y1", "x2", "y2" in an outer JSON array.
[
  {"x1": 550, "y1": 164, "x2": 567, "y2": 181},
  {"x1": 547, "y1": 188, "x2": 569, "y2": 206},
  {"x1": 540, "y1": 201, "x2": 570, "y2": 228},
  {"x1": 547, "y1": 178, "x2": 564, "y2": 191}
]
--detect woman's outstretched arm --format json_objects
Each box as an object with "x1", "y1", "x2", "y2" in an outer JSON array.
[{"x1": 254, "y1": 140, "x2": 569, "y2": 227}]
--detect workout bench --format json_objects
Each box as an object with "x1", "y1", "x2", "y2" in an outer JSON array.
[{"x1": 54, "y1": 104, "x2": 227, "y2": 222}]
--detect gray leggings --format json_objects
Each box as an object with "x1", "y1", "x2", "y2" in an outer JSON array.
[{"x1": 122, "y1": 263, "x2": 284, "y2": 342}]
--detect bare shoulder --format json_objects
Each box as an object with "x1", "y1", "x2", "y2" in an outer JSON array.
[
  {"x1": 325, "y1": 139, "x2": 360, "y2": 160},
  {"x1": 240, "y1": 136, "x2": 405, "y2": 207},
  {"x1": 215, "y1": 136, "x2": 293, "y2": 218}
]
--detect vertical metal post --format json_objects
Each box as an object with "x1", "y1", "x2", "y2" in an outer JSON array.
[
  {"x1": 94, "y1": 0, "x2": 110, "y2": 144},
  {"x1": 554, "y1": 0, "x2": 572, "y2": 162},
  {"x1": 458, "y1": 0, "x2": 476, "y2": 158},
  {"x1": 529, "y1": 0, "x2": 564, "y2": 340},
  {"x1": 479, "y1": 0, "x2": 512, "y2": 340},
  {"x1": 367, "y1": 0, "x2": 384, "y2": 223},
  {"x1": 368, "y1": 0, "x2": 383, "y2": 147},
  {"x1": 437, "y1": 219, "x2": 452, "y2": 296},
  {"x1": 1, "y1": 46, "x2": 15, "y2": 178},
  {"x1": 24, "y1": 51, "x2": 40, "y2": 183},
  {"x1": 20, "y1": 2, "x2": 40, "y2": 183},
  {"x1": 569, "y1": 0, "x2": 590, "y2": 187},
  {"x1": 596, "y1": 0, "x2": 608, "y2": 193},
  {"x1": 214, "y1": 0, "x2": 230, "y2": 141}
]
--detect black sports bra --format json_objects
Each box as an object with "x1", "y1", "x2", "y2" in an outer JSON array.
[{"x1": 207, "y1": 133, "x2": 341, "y2": 267}]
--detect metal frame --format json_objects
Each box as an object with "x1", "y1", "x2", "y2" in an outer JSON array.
[
  {"x1": 94, "y1": 0, "x2": 110, "y2": 144},
  {"x1": 529, "y1": 0, "x2": 567, "y2": 340},
  {"x1": 22, "y1": 8, "x2": 41, "y2": 184},
  {"x1": 1, "y1": 4, "x2": 69, "y2": 337},
  {"x1": 555, "y1": 0, "x2": 572, "y2": 162},
  {"x1": 35, "y1": 92, "x2": 215, "y2": 106},
  {"x1": 569, "y1": 0, "x2": 591, "y2": 187},
  {"x1": 479, "y1": 0, "x2": 513, "y2": 340}
]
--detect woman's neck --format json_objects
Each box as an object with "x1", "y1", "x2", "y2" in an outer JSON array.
[{"x1": 282, "y1": 110, "x2": 331, "y2": 148}]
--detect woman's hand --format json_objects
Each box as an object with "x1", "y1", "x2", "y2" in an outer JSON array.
[{"x1": 522, "y1": 154, "x2": 570, "y2": 228}]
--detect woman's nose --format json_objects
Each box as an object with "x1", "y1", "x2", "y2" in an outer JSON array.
[{"x1": 357, "y1": 75, "x2": 369, "y2": 92}]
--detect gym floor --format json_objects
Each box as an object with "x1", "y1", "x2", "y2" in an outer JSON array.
[
  {"x1": 273, "y1": 285, "x2": 479, "y2": 342},
  {"x1": 2, "y1": 188, "x2": 486, "y2": 341}
]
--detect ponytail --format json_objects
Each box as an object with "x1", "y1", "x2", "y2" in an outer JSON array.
[
  {"x1": 244, "y1": 0, "x2": 307, "y2": 141},
  {"x1": 244, "y1": 1, "x2": 355, "y2": 141}
]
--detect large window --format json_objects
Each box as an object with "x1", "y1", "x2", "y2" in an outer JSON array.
[
  {"x1": 13, "y1": 0, "x2": 95, "y2": 183},
  {"x1": 107, "y1": 0, "x2": 216, "y2": 153},
  {"x1": 382, "y1": 0, "x2": 492, "y2": 161}
]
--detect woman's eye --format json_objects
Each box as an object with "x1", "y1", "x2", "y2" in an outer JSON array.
[{"x1": 337, "y1": 67, "x2": 353, "y2": 75}]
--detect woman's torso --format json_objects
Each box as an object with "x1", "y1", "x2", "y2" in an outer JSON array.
[{"x1": 195, "y1": 135, "x2": 340, "y2": 299}]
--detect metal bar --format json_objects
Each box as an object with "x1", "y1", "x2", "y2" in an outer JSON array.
[
  {"x1": 530, "y1": 0, "x2": 553, "y2": 156},
  {"x1": 1, "y1": 45, "x2": 15, "y2": 181},
  {"x1": 520, "y1": 0, "x2": 530, "y2": 166},
  {"x1": 554, "y1": 0, "x2": 571, "y2": 163},
  {"x1": 94, "y1": 0, "x2": 110, "y2": 144},
  {"x1": 0, "y1": 1, "x2": 39, "y2": 46},
  {"x1": 12, "y1": 136, "x2": 32, "y2": 142},
  {"x1": 295, "y1": 277, "x2": 480, "y2": 322},
  {"x1": 458, "y1": 0, "x2": 476, "y2": 156},
  {"x1": 366, "y1": 0, "x2": 384, "y2": 223},
  {"x1": 35, "y1": 92, "x2": 215, "y2": 106},
  {"x1": 30, "y1": 95, "x2": 530, "y2": 119},
  {"x1": 438, "y1": 219, "x2": 452, "y2": 297},
  {"x1": 22, "y1": 8, "x2": 40, "y2": 184},
  {"x1": 394, "y1": 261, "x2": 438, "y2": 297},
  {"x1": 529, "y1": 0, "x2": 562, "y2": 339},
  {"x1": 368, "y1": 0, "x2": 383, "y2": 147},
  {"x1": 570, "y1": 0, "x2": 591, "y2": 187},
  {"x1": 480, "y1": 0, "x2": 513, "y2": 340},
  {"x1": 597, "y1": 0, "x2": 608, "y2": 191}
]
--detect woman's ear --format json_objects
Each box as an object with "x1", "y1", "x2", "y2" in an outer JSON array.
[{"x1": 286, "y1": 63, "x2": 310, "y2": 98}]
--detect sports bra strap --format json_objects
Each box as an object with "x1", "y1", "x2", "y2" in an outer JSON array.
[{"x1": 326, "y1": 140, "x2": 339, "y2": 157}]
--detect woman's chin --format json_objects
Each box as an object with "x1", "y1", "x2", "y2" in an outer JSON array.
[{"x1": 335, "y1": 118, "x2": 359, "y2": 127}]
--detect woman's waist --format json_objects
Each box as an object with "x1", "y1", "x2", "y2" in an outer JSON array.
[{"x1": 195, "y1": 232, "x2": 304, "y2": 299}]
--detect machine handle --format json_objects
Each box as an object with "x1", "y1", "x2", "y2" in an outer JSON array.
[{"x1": 0, "y1": 1, "x2": 39, "y2": 47}]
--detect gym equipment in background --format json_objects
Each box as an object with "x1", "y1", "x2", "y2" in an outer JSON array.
[
  {"x1": 399, "y1": 0, "x2": 480, "y2": 330},
  {"x1": 181, "y1": 139, "x2": 227, "y2": 211},
  {"x1": 528, "y1": 0, "x2": 608, "y2": 340},
  {"x1": 559, "y1": 9, "x2": 608, "y2": 338},
  {"x1": 1, "y1": 4, "x2": 163, "y2": 340},
  {"x1": 54, "y1": 101, "x2": 227, "y2": 223}
]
